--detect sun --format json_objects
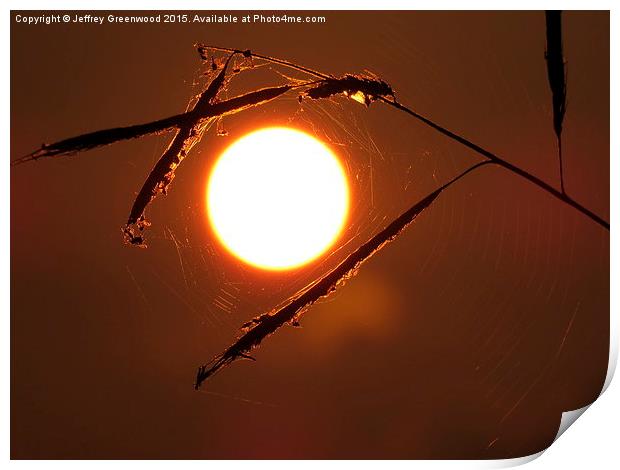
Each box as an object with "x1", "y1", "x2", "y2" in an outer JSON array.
[{"x1": 206, "y1": 127, "x2": 350, "y2": 271}]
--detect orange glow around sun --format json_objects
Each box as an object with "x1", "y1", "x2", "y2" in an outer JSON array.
[{"x1": 206, "y1": 127, "x2": 350, "y2": 271}]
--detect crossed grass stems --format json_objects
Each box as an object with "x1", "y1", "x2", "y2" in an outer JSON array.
[{"x1": 14, "y1": 36, "x2": 609, "y2": 389}]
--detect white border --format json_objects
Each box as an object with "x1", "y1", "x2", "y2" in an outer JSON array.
[{"x1": 3, "y1": 1, "x2": 617, "y2": 467}]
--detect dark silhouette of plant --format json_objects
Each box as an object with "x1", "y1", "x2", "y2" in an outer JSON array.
[
  {"x1": 545, "y1": 10, "x2": 567, "y2": 194},
  {"x1": 12, "y1": 12, "x2": 609, "y2": 388}
]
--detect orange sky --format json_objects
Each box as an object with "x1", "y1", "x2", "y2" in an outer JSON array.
[{"x1": 11, "y1": 10, "x2": 609, "y2": 458}]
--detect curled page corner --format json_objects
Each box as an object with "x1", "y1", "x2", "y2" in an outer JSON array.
[
  {"x1": 551, "y1": 344, "x2": 617, "y2": 445},
  {"x1": 554, "y1": 405, "x2": 590, "y2": 442},
  {"x1": 487, "y1": 402, "x2": 596, "y2": 468},
  {"x1": 490, "y1": 450, "x2": 545, "y2": 468}
]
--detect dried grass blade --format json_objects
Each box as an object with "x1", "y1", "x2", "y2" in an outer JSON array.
[
  {"x1": 12, "y1": 114, "x2": 187, "y2": 166},
  {"x1": 545, "y1": 10, "x2": 567, "y2": 193},
  {"x1": 545, "y1": 11, "x2": 567, "y2": 141},
  {"x1": 204, "y1": 85, "x2": 293, "y2": 119},
  {"x1": 194, "y1": 53, "x2": 235, "y2": 111},
  {"x1": 123, "y1": 85, "x2": 294, "y2": 245},
  {"x1": 194, "y1": 162, "x2": 492, "y2": 388},
  {"x1": 125, "y1": 126, "x2": 196, "y2": 236}
]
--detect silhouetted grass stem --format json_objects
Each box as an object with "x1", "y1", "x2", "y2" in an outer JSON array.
[{"x1": 381, "y1": 98, "x2": 609, "y2": 230}]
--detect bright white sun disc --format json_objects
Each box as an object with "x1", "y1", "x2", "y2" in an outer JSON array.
[{"x1": 206, "y1": 127, "x2": 349, "y2": 271}]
